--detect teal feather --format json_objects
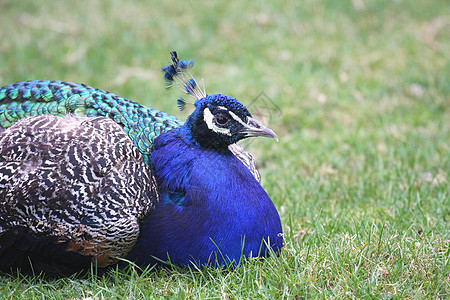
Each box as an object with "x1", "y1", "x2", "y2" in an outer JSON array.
[{"x1": 0, "y1": 81, "x2": 183, "y2": 161}]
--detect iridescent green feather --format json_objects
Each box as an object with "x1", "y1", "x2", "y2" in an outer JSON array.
[{"x1": 0, "y1": 80, "x2": 183, "y2": 163}]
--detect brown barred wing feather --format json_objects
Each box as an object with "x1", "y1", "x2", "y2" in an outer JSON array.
[{"x1": 0, "y1": 115, "x2": 158, "y2": 275}]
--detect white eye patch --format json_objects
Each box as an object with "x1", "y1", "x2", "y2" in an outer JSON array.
[
  {"x1": 228, "y1": 111, "x2": 248, "y2": 127},
  {"x1": 203, "y1": 107, "x2": 232, "y2": 136}
]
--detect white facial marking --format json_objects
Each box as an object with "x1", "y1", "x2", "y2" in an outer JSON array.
[
  {"x1": 203, "y1": 107, "x2": 232, "y2": 136},
  {"x1": 228, "y1": 111, "x2": 248, "y2": 127}
]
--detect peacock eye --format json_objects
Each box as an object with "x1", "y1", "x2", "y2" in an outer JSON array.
[{"x1": 214, "y1": 114, "x2": 229, "y2": 126}]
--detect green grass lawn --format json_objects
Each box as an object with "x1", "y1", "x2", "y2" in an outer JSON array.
[{"x1": 0, "y1": 0, "x2": 448, "y2": 298}]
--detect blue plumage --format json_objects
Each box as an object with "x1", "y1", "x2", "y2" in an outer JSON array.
[
  {"x1": 128, "y1": 93, "x2": 283, "y2": 267},
  {"x1": 0, "y1": 52, "x2": 282, "y2": 275},
  {"x1": 128, "y1": 127, "x2": 282, "y2": 267}
]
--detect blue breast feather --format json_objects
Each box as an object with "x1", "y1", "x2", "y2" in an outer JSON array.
[{"x1": 127, "y1": 128, "x2": 283, "y2": 267}]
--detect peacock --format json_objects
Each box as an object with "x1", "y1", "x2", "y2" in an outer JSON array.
[{"x1": 0, "y1": 52, "x2": 283, "y2": 276}]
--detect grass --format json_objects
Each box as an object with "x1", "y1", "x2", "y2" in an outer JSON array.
[{"x1": 0, "y1": 0, "x2": 449, "y2": 298}]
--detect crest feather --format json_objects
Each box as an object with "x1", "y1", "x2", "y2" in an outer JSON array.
[
  {"x1": 177, "y1": 98, "x2": 187, "y2": 111},
  {"x1": 162, "y1": 51, "x2": 206, "y2": 108}
]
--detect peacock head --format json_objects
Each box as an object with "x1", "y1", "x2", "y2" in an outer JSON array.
[
  {"x1": 162, "y1": 51, "x2": 277, "y2": 149},
  {"x1": 185, "y1": 93, "x2": 277, "y2": 149}
]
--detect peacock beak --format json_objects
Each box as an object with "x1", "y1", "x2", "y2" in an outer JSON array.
[{"x1": 240, "y1": 117, "x2": 278, "y2": 141}]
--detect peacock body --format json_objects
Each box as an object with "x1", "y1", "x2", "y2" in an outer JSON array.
[{"x1": 0, "y1": 52, "x2": 283, "y2": 275}]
